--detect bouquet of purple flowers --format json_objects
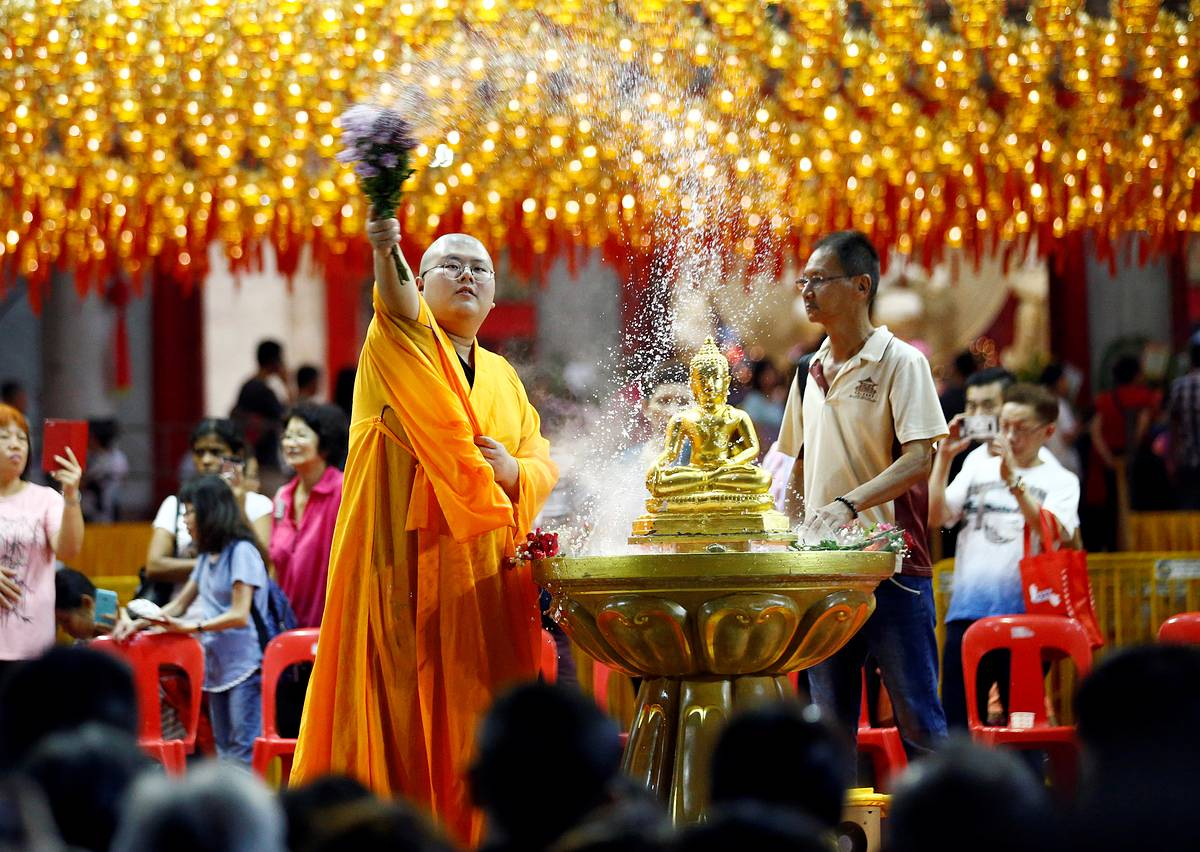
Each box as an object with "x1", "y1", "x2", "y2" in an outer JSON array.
[{"x1": 336, "y1": 104, "x2": 419, "y2": 284}]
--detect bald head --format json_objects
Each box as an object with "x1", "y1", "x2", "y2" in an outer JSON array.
[
  {"x1": 417, "y1": 233, "x2": 497, "y2": 341},
  {"x1": 419, "y1": 233, "x2": 493, "y2": 277}
]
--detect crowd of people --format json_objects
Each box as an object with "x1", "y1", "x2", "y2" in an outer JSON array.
[
  {"x1": 1, "y1": 222, "x2": 1198, "y2": 850},
  {"x1": 1, "y1": 643, "x2": 1198, "y2": 851}
]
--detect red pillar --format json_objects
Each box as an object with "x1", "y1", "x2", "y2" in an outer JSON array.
[
  {"x1": 1047, "y1": 233, "x2": 1093, "y2": 400},
  {"x1": 150, "y1": 263, "x2": 204, "y2": 504}
]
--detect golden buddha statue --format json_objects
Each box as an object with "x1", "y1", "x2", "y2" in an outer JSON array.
[{"x1": 632, "y1": 337, "x2": 792, "y2": 543}]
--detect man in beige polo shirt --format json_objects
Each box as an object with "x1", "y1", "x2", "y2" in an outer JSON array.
[{"x1": 779, "y1": 230, "x2": 949, "y2": 757}]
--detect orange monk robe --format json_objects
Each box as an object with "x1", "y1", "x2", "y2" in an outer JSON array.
[{"x1": 291, "y1": 292, "x2": 558, "y2": 844}]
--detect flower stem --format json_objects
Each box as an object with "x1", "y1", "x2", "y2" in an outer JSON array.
[{"x1": 389, "y1": 244, "x2": 410, "y2": 286}]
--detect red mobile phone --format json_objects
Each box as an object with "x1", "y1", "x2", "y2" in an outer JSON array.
[{"x1": 42, "y1": 419, "x2": 88, "y2": 473}]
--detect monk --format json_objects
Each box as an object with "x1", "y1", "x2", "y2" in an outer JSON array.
[{"x1": 291, "y1": 216, "x2": 558, "y2": 845}]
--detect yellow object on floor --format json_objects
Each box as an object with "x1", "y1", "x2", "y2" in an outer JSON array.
[{"x1": 839, "y1": 787, "x2": 889, "y2": 852}]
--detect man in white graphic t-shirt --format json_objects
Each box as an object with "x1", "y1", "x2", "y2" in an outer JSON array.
[{"x1": 929, "y1": 382, "x2": 1080, "y2": 729}]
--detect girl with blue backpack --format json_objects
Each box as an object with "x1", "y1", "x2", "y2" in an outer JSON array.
[{"x1": 117, "y1": 474, "x2": 285, "y2": 764}]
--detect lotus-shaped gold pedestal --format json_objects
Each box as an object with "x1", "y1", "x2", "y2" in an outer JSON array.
[{"x1": 534, "y1": 549, "x2": 895, "y2": 824}]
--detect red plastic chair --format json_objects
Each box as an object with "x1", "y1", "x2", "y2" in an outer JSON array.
[
  {"x1": 93, "y1": 634, "x2": 204, "y2": 775},
  {"x1": 251, "y1": 628, "x2": 319, "y2": 783},
  {"x1": 1158, "y1": 612, "x2": 1200, "y2": 644},
  {"x1": 591, "y1": 659, "x2": 630, "y2": 748},
  {"x1": 962, "y1": 615, "x2": 1092, "y2": 795},
  {"x1": 540, "y1": 628, "x2": 558, "y2": 683},
  {"x1": 857, "y1": 672, "x2": 907, "y2": 791}
]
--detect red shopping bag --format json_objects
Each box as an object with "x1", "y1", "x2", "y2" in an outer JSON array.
[{"x1": 1019, "y1": 509, "x2": 1105, "y2": 649}]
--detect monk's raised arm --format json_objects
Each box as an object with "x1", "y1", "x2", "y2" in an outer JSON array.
[{"x1": 366, "y1": 216, "x2": 420, "y2": 321}]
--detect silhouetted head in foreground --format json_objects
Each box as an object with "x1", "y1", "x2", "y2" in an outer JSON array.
[{"x1": 472, "y1": 682, "x2": 622, "y2": 851}]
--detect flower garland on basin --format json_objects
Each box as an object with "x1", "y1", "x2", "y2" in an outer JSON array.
[{"x1": 793, "y1": 522, "x2": 912, "y2": 561}]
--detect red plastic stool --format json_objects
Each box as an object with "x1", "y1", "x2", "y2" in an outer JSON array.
[
  {"x1": 857, "y1": 672, "x2": 907, "y2": 791},
  {"x1": 93, "y1": 634, "x2": 204, "y2": 775},
  {"x1": 540, "y1": 628, "x2": 558, "y2": 683},
  {"x1": 591, "y1": 659, "x2": 630, "y2": 747},
  {"x1": 963, "y1": 615, "x2": 1092, "y2": 796},
  {"x1": 1158, "y1": 612, "x2": 1200, "y2": 644},
  {"x1": 251, "y1": 628, "x2": 319, "y2": 784}
]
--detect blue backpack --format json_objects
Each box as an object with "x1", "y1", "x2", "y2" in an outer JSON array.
[{"x1": 251, "y1": 578, "x2": 298, "y2": 651}]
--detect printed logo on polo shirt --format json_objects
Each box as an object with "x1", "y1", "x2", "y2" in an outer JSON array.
[{"x1": 851, "y1": 376, "x2": 879, "y2": 402}]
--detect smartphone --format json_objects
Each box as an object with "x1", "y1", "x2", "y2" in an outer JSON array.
[
  {"x1": 42, "y1": 419, "x2": 88, "y2": 473},
  {"x1": 219, "y1": 456, "x2": 244, "y2": 484},
  {"x1": 94, "y1": 588, "x2": 119, "y2": 628},
  {"x1": 962, "y1": 415, "x2": 998, "y2": 441}
]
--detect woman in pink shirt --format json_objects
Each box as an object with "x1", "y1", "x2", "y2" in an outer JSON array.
[
  {"x1": 270, "y1": 403, "x2": 347, "y2": 628},
  {"x1": 0, "y1": 404, "x2": 84, "y2": 675}
]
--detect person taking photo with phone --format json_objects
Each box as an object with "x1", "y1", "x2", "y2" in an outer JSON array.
[
  {"x1": 0, "y1": 404, "x2": 84, "y2": 677},
  {"x1": 928, "y1": 383, "x2": 1080, "y2": 729},
  {"x1": 143, "y1": 419, "x2": 273, "y2": 601}
]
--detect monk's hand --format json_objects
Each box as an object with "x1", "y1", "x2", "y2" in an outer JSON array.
[
  {"x1": 475, "y1": 436, "x2": 519, "y2": 499},
  {"x1": 367, "y1": 217, "x2": 401, "y2": 253}
]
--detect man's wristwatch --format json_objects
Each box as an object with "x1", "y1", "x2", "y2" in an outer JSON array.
[
  {"x1": 1006, "y1": 476, "x2": 1026, "y2": 495},
  {"x1": 194, "y1": 621, "x2": 206, "y2": 633}
]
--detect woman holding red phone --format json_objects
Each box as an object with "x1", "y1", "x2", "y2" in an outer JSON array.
[{"x1": 0, "y1": 404, "x2": 84, "y2": 674}]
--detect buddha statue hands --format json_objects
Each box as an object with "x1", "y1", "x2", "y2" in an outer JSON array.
[{"x1": 645, "y1": 337, "x2": 772, "y2": 501}]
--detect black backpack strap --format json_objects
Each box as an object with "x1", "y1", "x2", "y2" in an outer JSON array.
[{"x1": 250, "y1": 598, "x2": 270, "y2": 651}]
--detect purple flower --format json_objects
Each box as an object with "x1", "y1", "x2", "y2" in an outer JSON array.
[
  {"x1": 354, "y1": 162, "x2": 379, "y2": 178},
  {"x1": 337, "y1": 104, "x2": 381, "y2": 137},
  {"x1": 381, "y1": 152, "x2": 399, "y2": 169}
]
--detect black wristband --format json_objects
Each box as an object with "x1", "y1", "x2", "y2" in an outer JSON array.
[{"x1": 834, "y1": 496, "x2": 859, "y2": 518}]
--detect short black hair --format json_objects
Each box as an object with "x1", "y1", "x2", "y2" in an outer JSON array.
[
  {"x1": 0, "y1": 647, "x2": 137, "y2": 769},
  {"x1": 953, "y1": 351, "x2": 979, "y2": 381},
  {"x1": 23, "y1": 723, "x2": 151, "y2": 852},
  {"x1": 1075, "y1": 643, "x2": 1200, "y2": 764},
  {"x1": 302, "y1": 799, "x2": 454, "y2": 852},
  {"x1": 54, "y1": 568, "x2": 96, "y2": 610},
  {"x1": 965, "y1": 366, "x2": 1016, "y2": 391},
  {"x1": 190, "y1": 418, "x2": 245, "y2": 457},
  {"x1": 1002, "y1": 382, "x2": 1059, "y2": 425},
  {"x1": 887, "y1": 738, "x2": 1060, "y2": 852},
  {"x1": 281, "y1": 775, "x2": 374, "y2": 851},
  {"x1": 256, "y1": 339, "x2": 284, "y2": 369},
  {"x1": 710, "y1": 702, "x2": 850, "y2": 830},
  {"x1": 285, "y1": 403, "x2": 350, "y2": 470},
  {"x1": 296, "y1": 364, "x2": 320, "y2": 391},
  {"x1": 178, "y1": 474, "x2": 260, "y2": 556},
  {"x1": 1190, "y1": 333, "x2": 1200, "y2": 369},
  {"x1": 813, "y1": 230, "x2": 880, "y2": 307},
  {"x1": 1112, "y1": 355, "x2": 1141, "y2": 386},
  {"x1": 1039, "y1": 363, "x2": 1065, "y2": 387},
  {"x1": 87, "y1": 418, "x2": 119, "y2": 450},
  {"x1": 470, "y1": 683, "x2": 622, "y2": 849},
  {"x1": 0, "y1": 379, "x2": 24, "y2": 403}
]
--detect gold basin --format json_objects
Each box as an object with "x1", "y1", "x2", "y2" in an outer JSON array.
[
  {"x1": 536, "y1": 549, "x2": 895, "y2": 678},
  {"x1": 534, "y1": 549, "x2": 895, "y2": 822}
]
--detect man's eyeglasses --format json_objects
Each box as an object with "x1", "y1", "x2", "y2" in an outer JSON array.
[
  {"x1": 794, "y1": 273, "x2": 853, "y2": 290},
  {"x1": 999, "y1": 420, "x2": 1049, "y2": 437},
  {"x1": 419, "y1": 261, "x2": 495, "y2": 281}
]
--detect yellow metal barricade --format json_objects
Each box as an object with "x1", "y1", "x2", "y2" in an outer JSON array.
[{"x1": 72, "y1": 522, "x2": 154, "y2": 579}]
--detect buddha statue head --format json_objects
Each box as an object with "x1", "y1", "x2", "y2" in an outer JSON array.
[{"x1": 689, "y1": 337, "x2": 730, "y2": 407}]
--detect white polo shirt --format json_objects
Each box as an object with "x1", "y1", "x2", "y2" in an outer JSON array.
[{"x1": 779, "y1": 326, "x2": 948, "y2": 575}]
